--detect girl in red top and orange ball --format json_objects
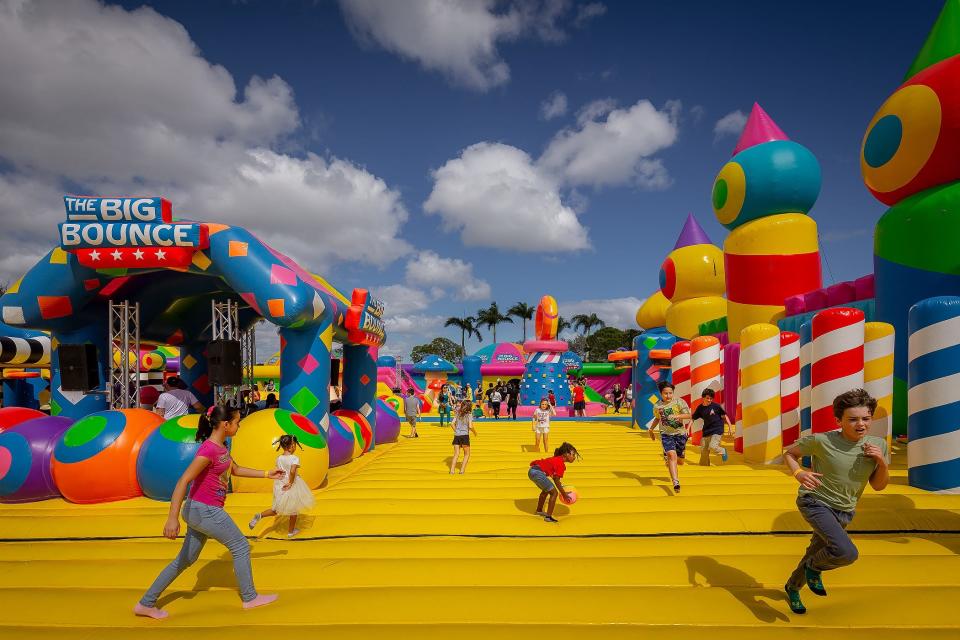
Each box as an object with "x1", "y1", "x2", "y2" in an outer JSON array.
[
  {"x1": 528, "y1": 442, "x2": 580, "y2": 523},
  {"x1": 134, "y1": 405, "x2": 284, "y2": 620}
]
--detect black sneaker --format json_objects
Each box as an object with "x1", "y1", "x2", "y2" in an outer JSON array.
[
  {"x1": 673, "y1": 484, "x2": 681, "y2": 493},
  {"x1": 805, "y1": 567, "x2": 827, "y2": 596},
  {"x1": 543, "y1": 515, "x2": 559, "y2": 523},
  {"x1": 785, "y1": 585, "x2": 806, "y2": 614}
]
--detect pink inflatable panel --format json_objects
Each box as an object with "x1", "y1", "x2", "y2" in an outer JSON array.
[
  {"x1": 855, "y1": 274, "x2": 875, "y2": 300},
  {"x1": 784, "y1": 295, "x2": 806, "y2": 317},
  {"x1": 803, "y1": 290, "x2": 828, "y2": 313},
  {"x1": 825, "y1": 282, "x2": 856, "y2": 308}
]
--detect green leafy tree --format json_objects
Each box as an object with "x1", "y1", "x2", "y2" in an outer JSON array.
[
  {"x1": 476, "y1": 302, "x2": 514, "y2": 344},
  {"x1": 444, "y1": 315, "x2": 482, "y2": 360},
  {"x1": 572, "y1": 313, "x2": 606, "y2": 336},
  {"x1": 507, "y1": 302, "x2": 534, "y2": 341},
  {"x1": 556, "y1": 315, "x2": 573, "y2": 339},
  {"x1": 584, "y1": 327, "x2": 642, "y2": 362},
  {"x1": 410, "y1": 337, "x2": 463, "y2": 364}
]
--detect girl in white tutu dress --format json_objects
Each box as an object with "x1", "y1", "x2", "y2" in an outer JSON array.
[{"x1": 248, "y1": 435, "x2": 315, "y2": 538}]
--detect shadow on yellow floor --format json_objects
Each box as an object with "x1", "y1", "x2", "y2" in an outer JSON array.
[
  {"x1": 513, "y1": 498, "x2": 571, "y2": 517},
  {"x1": 611, "y1": 471, "x2": 673, "y2": 496},
  {"x1": 686, "y1": 556, "x2": 789, "y2": 623},
  {"x1": 156, "y1": 548, "x2": 288, "y2": 608}
]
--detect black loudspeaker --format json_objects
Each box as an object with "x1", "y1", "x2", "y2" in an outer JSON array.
[
  {"x1": 331, "y1": 358, "x2": 341, "y2": 386},
  {"x1": 58, "y1": 344, "x2": 99, "y2": 392},
  {"x1": 208, "y1": 339, "x2": 242, "y2": 386}
]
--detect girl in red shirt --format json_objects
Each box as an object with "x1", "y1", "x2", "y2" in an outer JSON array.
[{"x1": 528, "y1": 442, "x2": 580, "y2": 523}]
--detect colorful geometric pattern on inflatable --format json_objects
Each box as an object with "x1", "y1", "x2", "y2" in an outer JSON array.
[
  {"x1": 0, "y1": 415, "x2": 73, "y2": 503},
  {"x1": 230, "y1": 409, "x2": 329, "y2": 492},
  {"x1": 51, "y1": 409, "x2": 162, "y2": 503}
]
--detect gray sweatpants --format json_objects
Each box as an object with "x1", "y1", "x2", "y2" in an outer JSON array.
[
  {"x1": 699, "y1": 434, "x2": 725, "y2": 466},
  {"x1": 140, "y1": 499, "x2": 257, "y2": 606},
  {"x1": 787, "y1": 494, "x2": 858, "y2": 589}
]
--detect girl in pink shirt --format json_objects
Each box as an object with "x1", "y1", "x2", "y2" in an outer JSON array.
[{"x1": 135, "y1": 406, "x2": 283, "y2": 619}]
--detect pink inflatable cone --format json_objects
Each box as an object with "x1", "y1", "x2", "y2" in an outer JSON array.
[{"x1": 732, "y1": 103, "x2": 789, "y2": 156}]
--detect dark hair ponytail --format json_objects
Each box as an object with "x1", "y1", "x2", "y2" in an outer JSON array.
[
  {"x1": 274, "y1": 434, "x2": 302, "y2": 451},
  {"x1": 196, "y1": 405, "x2": 237, "y2": 442},
  {"x1": 554, "y1": 442, "x2": 581, "y2": 460}
]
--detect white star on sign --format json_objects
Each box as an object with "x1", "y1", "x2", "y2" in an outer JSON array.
[
  {"x1": 111, "y1": 249, "x2": 122, "y2": 260},
  {"x1": 154, "y1": 248, "x2": 166, "y2": 260},
  {"x1": 89, "y1": 250, "x2": 101, "y2": 261},
  {"x1": 133, "y1": 249, "x2": 144, "y2": 260}
]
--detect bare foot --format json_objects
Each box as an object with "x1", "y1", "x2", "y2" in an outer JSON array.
[
  {"x1": 242, "y1": 594, "x2": 279, "y2": 610},
  {"x1": 133, "y1": 603, "x2": 169, "y2": 620}
]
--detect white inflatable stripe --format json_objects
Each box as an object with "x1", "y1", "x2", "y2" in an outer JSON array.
[
  {"x1": 781, "y1": 342, "x2": 800, "y2": 361},
  {"x1": 9, "y1": 337, "x2": 30, "y2": 364},
  {"x1": 743, "y1": 416, "x2": 782, "y2": 448},
  {"x1": 811, "y1": 371, "x2": 866, "y2": 412},
  {"x1": 781, "y1": 376, "x2": 801, "y2": 396},
  {"x1": 908, "y1": 428, "x2": 960, "y2": 468},
  {"x1": 812, "y1": 321, "x2": 864, "y2": 360},
  {"x1": 908, "y1": 371, "x2": 960, "y2": 416},
  {"x1": 864, "y1": 334, "x2": 895, "y2": 361},
  {"x1": 865, "y1": 375, "x2": 893, "y2": 397},
  {"x1": 908, "y1": 315, "x2": 960, "y2": 362},
  {"x1": 740, "y1": 337, "x2": 779, "y2": 368},
  {"x1": 740, "y1": 376, "x2": 780, "y2": 408},
  {"x1": 800, "y1": 342, "x2": 811, "y2": 365}
]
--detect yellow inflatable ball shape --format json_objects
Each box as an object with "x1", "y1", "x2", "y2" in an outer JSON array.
[
  {"x1": 229, "y1": 409, "x2": 329, "y2": 493},
  {"x1": 665, "y1": 296, "x2": 728, "y2": 340},
  {"x1": 636, "y1": 290, "x2": 670, "y2": 329},
  {"x1": 659, "y1": 244, "x2": 725, "y2": 302}
]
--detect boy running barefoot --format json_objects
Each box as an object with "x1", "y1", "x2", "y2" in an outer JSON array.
[{"x1": 782, "y1": 389, "x2": 889, "y2": 614}]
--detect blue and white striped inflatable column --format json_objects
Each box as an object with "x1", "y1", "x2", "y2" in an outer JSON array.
[
  {"x1": 799, "y1": 320, "x2": 813, "y2": 467},
  {"x1": 908, "y1": 296, "x2": 960, "y2": 493}
]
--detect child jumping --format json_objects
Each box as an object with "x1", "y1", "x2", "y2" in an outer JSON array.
[
  {"x1": 532, "y1": 397, "x2": 556, "y2": 453},
  {"x1": 449, "y1": 399, "x2": 478, "y2": 474},
  {"x1": 135, "y1": 406, "x2": 281, "y2": 619},
  {"x1": 650, "y1": 380, "x2": 691, "y2": 493},
  {"x1": 528, "y1": 442, "x2": 580, "y2": 523},
  {"x1": 249, "y1": 435, "x2": 316, "y2": 538},
  {"x1": 782, "y1": 389, "x2": 888, "y2": 615},
  {"x1": 692, "y1": 388, "x2": 731, "y2": 465}
]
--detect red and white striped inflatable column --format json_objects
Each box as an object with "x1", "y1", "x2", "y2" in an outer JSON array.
[
  {"x1": 689, "y1": 335, "x2": 722, "y2": 446},
  {"x1": 670, "y1": 341, "x2": 692, "y2": 409},
  {"x1": 780, "y1": 331, "x2": 801, "y2": 446},
  {"x1": 811, "y1": 308, "x2": 865, "y2": 433}
]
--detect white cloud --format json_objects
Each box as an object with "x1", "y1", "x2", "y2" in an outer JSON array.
[
  {"x1": 386, "y1": 314, "x2": 446, "y2": 334},
  {"x1": 540, "y1": 99, "x2": 680, "y2": 189},
  {"x1": 540, "y1": 91, "x2": 568, "y2": 120},
  {"x1": 338, "y1": 0, "x2": 585, "y2": 91},
  {"x1": 561, "y1": 296, "x2": 645, "y2": 330},
  {"x1": 424, "y1": 142, "x2": 590, "y2": 252},
  {"x1": 373, "y1": 284, "x2": 431, "y2": 315},
  {"x1": 0, "y1": 0, "x2": 411, "y2": 282},
  {"x1": 690, "y1": 105, "x2": 706, "y2": 123},
  {"x1": 405, "y1": 251, "x2": 492, "y2": 300},
  {"x1": 574, "y1": 2, "x2": 607, "y2": 27},
  {"x1": 575, "y1": 97, "x2": 617, "y2": 126},
  {"x1": 714, "y1": 109, "x2": 748, "y2": 140}
]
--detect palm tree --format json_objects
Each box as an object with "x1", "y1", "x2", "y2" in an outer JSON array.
[
  {"x1": 572, "y1": 312, "x2": 606, "y2": 336},
  {"x1": 444, "y1": 315, "x2": 482, "y2": 359},
  {"x1": 507, "y1": 302, "x2": 534, "y2": 341},
  {"x1": 476, "y1": 302, "x2": 514, "y2": 344},
  {"x1": 556, "y1": 315, "x2": 573, "y2": 338}
]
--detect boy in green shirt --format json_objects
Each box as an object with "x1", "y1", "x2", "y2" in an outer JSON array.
[{"x1": 782, "y1": 389, "x2": 889, "y2": 614}]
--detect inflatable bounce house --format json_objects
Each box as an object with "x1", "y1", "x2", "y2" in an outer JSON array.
[
  {"x1": 377, "y1": 295, "x2": 630, "y2": 418},
  {"x1": 0, "y1": 196, "x2": 401, "y2": 504},
  {"x1": 624, "y1": 5, "x2": 960, "y2": 492}
]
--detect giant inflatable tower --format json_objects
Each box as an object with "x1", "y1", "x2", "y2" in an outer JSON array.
[
  {"x1": 865, "y1": 0, "x2": 960, "y2": 429},
  {"x1": 711, "y1": 103, "x2": 823, "y2": 339}
]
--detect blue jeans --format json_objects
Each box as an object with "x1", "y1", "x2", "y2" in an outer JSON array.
[
  {"x1": 140, "y1": 499, "x2": 257, "y2": 606},
  {"x1": 528, "y1": 467, "x2": 555, "y2": 493},
  {"x1": 787, "y1": 494, "x2": 858, "y2": 589}
]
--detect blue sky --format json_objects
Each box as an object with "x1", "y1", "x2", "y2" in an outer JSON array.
[{"x1": 0, "y1": 0, "x2": 944, "y2": 360}]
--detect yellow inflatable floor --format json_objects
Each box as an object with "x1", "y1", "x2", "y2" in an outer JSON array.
[{"x1": 2, "y1": 420, "x2": 959, "y2": 639}]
